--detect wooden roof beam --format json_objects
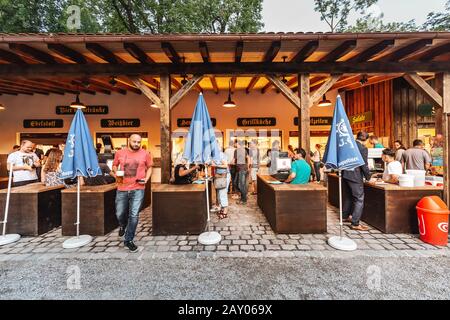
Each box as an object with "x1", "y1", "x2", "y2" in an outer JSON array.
[
  {"x1": 418, "y1": 42, "x2": 450, "y2": 61},
  {"x1": 199, "y1": 42, "x2": 210, "y2": 63},
  {"x1": 343, "y1": 75, "x2": 400, "y2": 91},
  {"x1": 86, "y1": 43, "x2": 124, "y2": 64},
  {"x1": 291, "y1": 41, "x2": 319, "y2": 62},
  {"x1": 130, "y1": 76, "x2": 160, "y2": 105},
  {"x1": 266, "y1": 75, "x2": 299, "y2": 108},
  {"x1": 47, "y1": 44, "x2": 87, "y2": 64},
  {"x1": 161, "y1": 42, "x2": 181, "y2": 63},
  {"x1": 115, "y1": 76, "x2": 142, "y2": 94},
  {"x1": 209, "y1": 76, "x2": 219, "y2": 94},
  {"x1": 309, "y1": 75, "x2": 341, "y2": 107},
  {"x1": 0, "y1": 82, "x2": 49, "y2": 95},
  {"x1": 37, "y1": 78, "x2": 96, "y2": 95},
  {"x1": 349, "y1": 40, "x2": 395, "y2": 62},
  {"x1": 123, "y1": 42, "x2": 154, "y2": 64},
  {"x1": 404, "y1": 73, "x2": 442, "y2": 108},
  {"x1": 87, "y1": 78, "x2": 127, "y2": 95},
  {"x1": 246, "y1": 77, "x2": 260, "y2": 94},
  {"x1": 171, "y1": 75, "x2": 203, "y2": 109},
  {"x1": 230, "y1": 77, "x2": 237, "y2": 93},
  {"x1": 381, "y1": 39, "x2": 433, "y2": 62},
  {"x1": 8, "y1": 43, "x2": 56, "y2": 64},
  {"x1": 235, "y1": 41, "x2": 244, "y2": 63},
  {"x1": 0, "y1": 49, "x2": 26, "y2": 65},
  {"x1": 18, "y1": 78, "x2": 79, "y2": 94},
  {"x1": 71, "y1": 79, "x2": 111, "y2": 95},
  {"x1": 0, "y1": 79, "x2": 64, "y2": 95},
  {"x1": 320, "y1": 40, "x2": 357, "y2": 62}
]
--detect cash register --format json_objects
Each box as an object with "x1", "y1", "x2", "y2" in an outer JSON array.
[
  {"x1": 271, "y1": 151, "x2": 292, "y2": 182},
  {"x1": 367, "y1": 148, "x2": 384, "y2": 173}
]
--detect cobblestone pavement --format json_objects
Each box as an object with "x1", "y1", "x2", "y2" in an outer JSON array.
[{"x1": 0, "y1": 194, "x2": 449, "y2": 261}]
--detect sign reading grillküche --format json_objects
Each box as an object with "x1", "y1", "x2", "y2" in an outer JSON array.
[
  {"x1": 101, "y1": 119, "x2": 140, "y2": 128},
  {"x1": 237, "y1": 118, "x2": 276, "y2": 127},
  {"x1": 56, "y1": 105, "x2": 109, "y2": 115},
  {"x1": 294, "y1": 117, "x2": 333, "y2": 126},
  {"x1": 23, "y1": 119, "x2": 64, "y2": 128},
  {"x1": 349, "y1": 111, "x2": 373, "y2": 125},
  {"x1": 178, "y1": 118, "x2": 217, "y2": 127}
]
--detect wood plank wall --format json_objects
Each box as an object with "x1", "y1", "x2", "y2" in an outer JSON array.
[
  {"x1": 345, "y1": 80, "x2": 394, "y2": 146},
  {"x1": 392, "y1": 78, "x2": 436, "y2": 148}
]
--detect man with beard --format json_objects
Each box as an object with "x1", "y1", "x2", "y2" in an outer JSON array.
[
  {"x1": 7, "y1": 140, "x2": 41, "y2": 187},
  {"x1": 112, "y1": 134, "x2": 153, "y2": 252}
]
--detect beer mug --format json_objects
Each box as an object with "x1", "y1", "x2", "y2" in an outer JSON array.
[{"x1": 116, "y1": 170, "x2": 124, "y2": 184}]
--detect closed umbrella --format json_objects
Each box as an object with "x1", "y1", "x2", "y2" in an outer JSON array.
[
  {"x1": 323, "y1": 95, "x2": 365, "y2": 251},
  {"x1": 61, "y1": 108, "x2": 101, "y2": 249},
  {"x1": 183, "y1": 93, "x2": 222, "y2": 245}
]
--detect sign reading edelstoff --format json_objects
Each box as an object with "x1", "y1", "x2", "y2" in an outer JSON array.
[
  {"x1": 237, "y1": 118, "x2": 276, "y2": 127},
  {"x1": 101, "y1": 119, "x2": 140, "y2": 128},
  {"x1": 178, "y1": 118, "x2": 217, "y2": 127},
  {"x1": 23, "y1": 119, "x2": 64, "y2": 128},
  {"x1": 294, "y1": 117, "x2": 333, "y2": 126},
  {"x1": 349, "y1": 111, "x2": 373, "y2": 125},
  {"x1": 56, "y1": 105, "x2": 109, "y2": 115}
]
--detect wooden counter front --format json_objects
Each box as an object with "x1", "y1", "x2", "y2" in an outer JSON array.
[
  {"x1": 152, "y1": 183, "x2": 209, "y2": 235},
  {"x1": 363, "y1": 182, "x2": 443, "y2": 233},
  {"x1": 257, "y1": 175, "x2": 327, "y2": 234},
  {"x1": 327, "y1": 173, "x2": 443, "y2": 233},
  {"x1": 62, "y1": 183, "x2": 118, "y2": 236},
  {"x1": 0, "y1": 183, "x2": 64, "y2": 235},
  {"x1": 0, "y1": 177, "x2": 8, "y2": 190}
]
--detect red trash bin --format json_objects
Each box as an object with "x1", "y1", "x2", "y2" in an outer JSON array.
[{"x1": 416, "y1": 196, "x2": 449, "y2": 246}]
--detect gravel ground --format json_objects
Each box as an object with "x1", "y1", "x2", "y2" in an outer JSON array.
[{"x1": 1, "y1": 255, "x2": 449, "y2": 300}]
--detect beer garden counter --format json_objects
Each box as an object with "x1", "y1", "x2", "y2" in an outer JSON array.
[
  {"x1": 257, "y1": 175, "x2": 327, "y2": 234},
  {"x1": 327, "y1": 173, "x2": 443, "y2": 233}
]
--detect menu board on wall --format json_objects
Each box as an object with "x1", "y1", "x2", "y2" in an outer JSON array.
[
  {"x1": 177, "y1": 118, "x2": 217, "y2": 127},
  {"x1": 349, "y1": 111, "x2": 373, "y2": 125},
  {"x1": 294, "y1": 117, "x2": 333, "y2": 126},
  {"x1": 23, "y1": 119, "x2": 64, "y2": 128},
  {"x1": 101, "y1": 119, "x2": 140, "y2": 128},
  {"x1": 56, "y1": 105, "x2": 109, "y2": 115},
  {"x1": 237, "y1": 118, "x2": 276, "y2": 127}
]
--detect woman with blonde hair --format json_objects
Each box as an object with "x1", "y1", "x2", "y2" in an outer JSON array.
[{"x1": 41, "y1": 148, "x2": 64, "y2": 187}]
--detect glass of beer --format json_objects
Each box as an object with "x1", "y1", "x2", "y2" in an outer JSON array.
[{"x1": 116, "y1": 170, "x2": 124, "y2": 184}]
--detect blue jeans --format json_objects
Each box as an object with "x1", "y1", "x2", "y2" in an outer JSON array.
[
  {"x1": 238, "y1": 170, "x2": 248, "y2": 203},
  {"x1": 115, "y1": 189, "x2": 145, "y2": 242}
]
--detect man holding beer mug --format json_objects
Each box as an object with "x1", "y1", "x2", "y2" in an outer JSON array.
[{"x1": 112, "y1": 134, "x2": 153, "y2": 252}]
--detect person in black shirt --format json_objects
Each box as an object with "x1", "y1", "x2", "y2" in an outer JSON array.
[{"x1": 174, "y1": 159, "x2": 199, "y2": 184}]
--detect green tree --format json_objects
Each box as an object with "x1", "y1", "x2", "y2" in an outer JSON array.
[
  {"x1": 423, "y1": 0, "x2": 450, "y2": 31},
  {"x1": 346, "y1": 13, "x2": 419, "y2": 32},
  {"x1": 314, "y1": 0, "x2": 378, "y2": 32}
]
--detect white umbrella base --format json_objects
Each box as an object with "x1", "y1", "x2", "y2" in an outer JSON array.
[
  {"x1": 198, "y1": 231, "x2": 221, "y2": 245},
  {"x1": 0, "y1": 234, "x2": 21, "y2": 246},
  {"x1": 63, "y1": 235, "x2": 93, "y2": 249},
  {"x1": 328, "y1": 236, "x2": 357, "y2": 251}
]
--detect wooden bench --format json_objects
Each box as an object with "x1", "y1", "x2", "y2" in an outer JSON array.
[
  {"x1": 62, "y1": 184, "x2": 118, "y2": 236},
  {"x1": 152, "y1": 182, "x2": 211, "y2": 235},
  {"x1": 257, "y1": 175, "x2": 327, "y2": 234},
  {"x1": 0, "y1": 183, "x2": 64, "y2": 236}
]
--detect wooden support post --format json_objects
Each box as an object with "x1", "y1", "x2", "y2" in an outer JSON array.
[
  {"x1": 265, "y1": 75, "x2": 300, "y2": 108},
  {"x1": 170, "y1": 75, "x2": 203, "y2": 110},
  {"x1": 299, "y1": 74, "x2": 311, "y2": 160},
  {"x1": 436, "y1": 73, "x2": 450, "y2": 204},
  {"x1": 160, "y1": 74, "x2": 171, "y2": 184}
]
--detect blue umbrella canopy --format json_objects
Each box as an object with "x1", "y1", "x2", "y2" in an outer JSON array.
[
  {"x1": 323, "y1": 95, "x2": 365, "y2": 170},
  {"x1": 61, "y1": 109, "x2": 101, "y2": 179},
  {"x1": 183, "y1": 93, "x2": 221, "y2": 164}
]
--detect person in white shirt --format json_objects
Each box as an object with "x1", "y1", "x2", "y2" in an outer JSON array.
[
  {"x1": 7, "y1": 140, "x2": 41, "y2": 187},
  {"x1": 371, "y1": 148, "x2": 403, "y2": 184},
  {"x1": 224, "y1": 140, "x2": 237, "y2": 194}
]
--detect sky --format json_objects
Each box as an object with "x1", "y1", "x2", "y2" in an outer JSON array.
[{"x1": 262, "y1": 0, "x2": 447, "y2": 32}]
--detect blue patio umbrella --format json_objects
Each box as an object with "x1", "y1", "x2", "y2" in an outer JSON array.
[
  {"x1": 323, "y1": 95, "x2": 364, "y2": 251},
  {"x1": 183, "y1": 93, "x2": 222, "y2": 245},
  {"x1": 61, "y1": 108, "x2": 101, "y2": 249}
]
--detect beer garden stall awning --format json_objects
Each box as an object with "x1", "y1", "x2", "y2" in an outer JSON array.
[{"x1": 0, "y1": 31, "x2": 449, "y2": 200}]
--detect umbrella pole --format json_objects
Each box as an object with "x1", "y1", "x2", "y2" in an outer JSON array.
[
  {"x1": 338, "y1": 170, "x2": 344, "y2": 239},
  {"x1": 76, "y1": 176, "x2": 80, "y2": 237},
  {"x1": 2, "y1": 164, "x2": 14, "y2": 236},
  {"x1": 204, "y1": 165, "x2": 211, "y2": 232}
]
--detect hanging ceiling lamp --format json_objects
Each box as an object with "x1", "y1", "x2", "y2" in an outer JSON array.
[
  {"x1": 223, "y1": 79, "x2": 236, "y2": 108},
  {"x1": 317, "y1": 94, "x2": 332, "y2": 107},
  {"x1": 70, "y1": 93, "x2": 86, "y2": 109}
]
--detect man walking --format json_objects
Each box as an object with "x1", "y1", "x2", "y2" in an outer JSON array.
[
  {"x1": 7, "y1": 140, "x2": 41, "y2": 187},
  {"x1": 234, "y1": 140, "x2": 250, "y2": 205},
  {"x1": 112, "y1": 134, "x2": 153, "y2": 252},
  {"x1": 342, "y1": 131, "x2": 371, "y2": 231}
]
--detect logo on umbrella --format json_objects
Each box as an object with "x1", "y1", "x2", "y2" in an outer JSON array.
[
  {"x1": 336, "y1": 119, "x2": 354, "y2": 149},
  {"x1": 68, "y1": 134, "x2": 75, "y2": 158}
]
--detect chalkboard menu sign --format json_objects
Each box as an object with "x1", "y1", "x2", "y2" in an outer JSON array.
[
  {"x1": 56, "y1": 105, "x2": 109, "y2": 115},
  {"x1": 23, "y1": 119, "x2": 64, "y2": 128},
  {"x1": 237, "y1": 118, "x2": 276, "y2": 127},
  {"x1": 101, "y1": 119, "x2": 140, "y2": 128},
  {"x1": 177, "y1": 118, "x2": 217, "y2": 127},
  {"x1": 294, "y1": 117, "x2": 333, "y2": 126}
]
